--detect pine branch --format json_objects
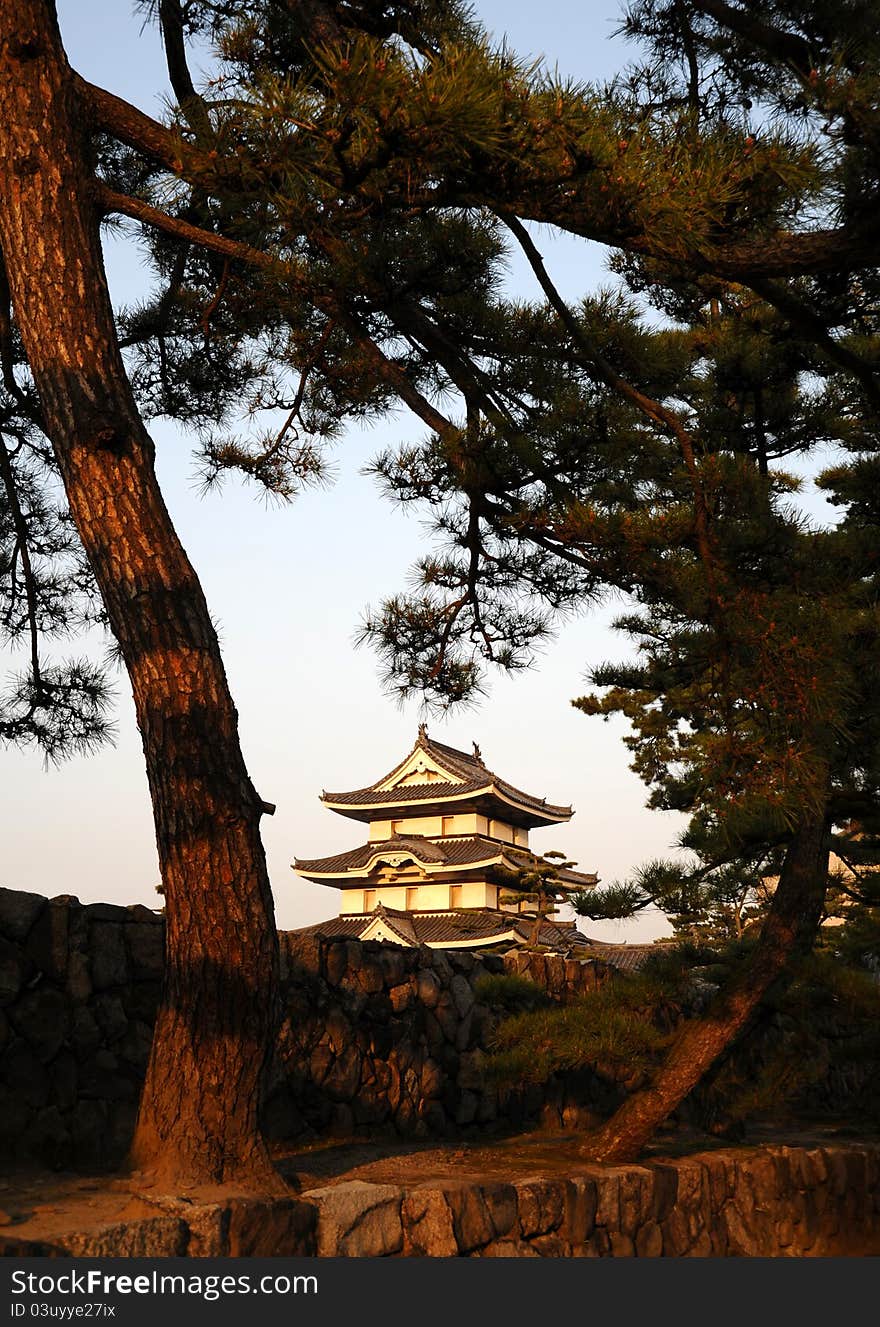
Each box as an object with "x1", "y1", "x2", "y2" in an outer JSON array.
[
  {"x1": 501, "y1": 211, "x2": 721, "y2": 602},
  {"x1": 200, "y1": 258, "x2": 230, "y2": 341},
  {"x1": 157, "y1": 0, "x2": 215, "y2": 144},
  {"x1": 97, "y1": 185, "x2": 462, "y2": 445},
  {"x1": 748, "y1": 275, "x2": 880, "y2": 410},
  {"x1": 674, "y1": 0, "x2": 702, "y2": 113},
  {"x1": 96, "y1": 183, "x2": 281, "y2": 273},
  {"x1": 0, "y1": 436, "x2": 42, "y2": 694},
  {"x1": 0, "y1": 251, "x2": 42, "y2": 429},
  {"x1": 689, "y1": 0, "x2": 814, "y2": 78},
  {"x1": 77, "y1": 76, "x2": 186, "y2": 174}
]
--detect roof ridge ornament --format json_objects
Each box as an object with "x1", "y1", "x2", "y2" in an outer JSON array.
[
  {"x1": 472, "y1": 741, "x2": 484, "y2": 765},
  {"x1": 417, "y1": 722, "x2": 428, "y2": 743}
]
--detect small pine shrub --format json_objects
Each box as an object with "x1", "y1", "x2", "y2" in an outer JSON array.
[
  {"x1": 472, "y1": 972, "x2": 551, "y2": 1013},
  {"x1": 792, "y1": 953, "x2": 880, "y2": 1020},
  {"x1": 485, "y1": 969, "x2": 687, "y2": 1088}
]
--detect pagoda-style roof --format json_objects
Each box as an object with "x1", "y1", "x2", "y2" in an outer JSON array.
[
  {"x1": 320, "y1": 727, "x2": 574, "y2": 828},
  {"x1": 293, "y1": 904, "x2": 591, "y2": 952},
  {"x1": 294, "y1": 833, "x2": 598, "y2": 889},
  {"x1": 291, "y1": 905, "x2": 662, "y2": 966}
]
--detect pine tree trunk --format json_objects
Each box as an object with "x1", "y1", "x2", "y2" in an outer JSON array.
[
  {"x1": 0, "y1": 0, "x2": 281, "y2": 1190},
  {"x1": 581, "y1": 809, "x2": 830, "y2": 1162}
]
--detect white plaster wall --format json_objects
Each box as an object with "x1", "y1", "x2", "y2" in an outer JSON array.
[
  {"x1": 450, "y1": 881, "x2": 497, "y2": 909},
  {"x1": 339, "y1": 880, "x2": 499, "y2": 913},
  {"x1": 489, "y1": 819, "x2": 514, "y2": 843},
  {"x1": 368, "y1": 812, "x2": 495, "y2": 840},
  {"x1": 369, "y1": 815, "x2": 443, "y2": 840}
]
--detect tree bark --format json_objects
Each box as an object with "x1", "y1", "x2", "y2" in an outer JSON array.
[
  {"x1": 581, "y1": 808, "x2": 830, "y2": 1162},
  {"x1": 0, "y1": 0, "x2": 281, "y2": 1190}
]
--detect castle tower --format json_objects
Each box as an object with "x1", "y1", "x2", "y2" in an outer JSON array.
[{"x1": 293, "y1": 727, "x2": 598, "y2": 950}]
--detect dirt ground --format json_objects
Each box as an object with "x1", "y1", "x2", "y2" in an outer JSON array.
[
  {"x1": 274, "y1": 1119, "x2": 878, "y2": 1189},
  {"x1": 0, "y1": 1120, "x2": 874, "y2": 1249}
]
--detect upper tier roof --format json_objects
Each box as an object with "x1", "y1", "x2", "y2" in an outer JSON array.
[{"x1": 320, "y1": 727, "x2": 574, "y2": 828}]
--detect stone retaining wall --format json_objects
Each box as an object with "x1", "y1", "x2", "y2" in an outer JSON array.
[
  {"x1": 0, "y1": 889, "x2": 610, "y2": 1165},
  {"x1": 302, "y1": 1144, "x2": 880, "y2": 1257},
  {"x1": 0, "y1": 891, "x2": 163, "y2": 1165},
  {"x1": 3, "y1": 1145, "x2": 879, "y2": 1257},
  {"x1": 3, "y1": 888, "x2": 877, "y2": 1173},
  {"x1": 267, "y1": 930, "x2": 611, "y2": 1143}
]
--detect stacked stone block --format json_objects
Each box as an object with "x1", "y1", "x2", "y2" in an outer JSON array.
[
  {"x1": 301, "y1": 1145, "x2": 880, "y2": 1257},
  {"x1": 0, "y1": 888, "x2": 163, "y2": 1166}
]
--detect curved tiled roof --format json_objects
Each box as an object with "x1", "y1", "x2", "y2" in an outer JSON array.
[
  {"x1": 294, "y1": 905, "x2": 591, "y2": 951},
  {"x1": 322, "y1": 730, "x2": 572, "y2": 824},
  {"x1": 376, "y1": 731, "x2": 488, "y2": 785},
  {"x1": 322, "y1": 781, "x2": 482, "y2": 806},
  {"x1": 295, "y1": 833, "x2": 512, "y2": 877},
  {"x1": 294, "y1": 833, "x2": 598, "y2": 886},
  {"x1": 295, "y1": 834, "x2": 450, "y2": 875},
  {"x1": 289, "y1": 908, "x2": 668, "y2": 968},
  {"x1": 577, "y1": 940, "x2": 663, "y2": 972}
]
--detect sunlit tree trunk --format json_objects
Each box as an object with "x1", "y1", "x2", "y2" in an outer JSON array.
[{"x1": 0, "y1": 0, "x2": 281, "y2": 1190}]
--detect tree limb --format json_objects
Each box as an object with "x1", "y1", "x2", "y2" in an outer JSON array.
[
  {"x1": 0, "y1": 434, "x2": 42, "y2": 693},
  {"x1": 501, "y1": 212, "x2": 720, "y2": 598},
  {"x1": 749, "y1": 274, "x2": 880, "y2": 409},
  {"x1": 97, "y1": 183, "x2": 282, "y2": 273},
  {"x1": 76, "y1": 76, "x2": 186, "y2": 173},
  {"x1": 690, "y1": 0, "x2": 815, "y2": 74},
  {"x1": 158, "y1": 0, "x2": 214, "y2": 144}
]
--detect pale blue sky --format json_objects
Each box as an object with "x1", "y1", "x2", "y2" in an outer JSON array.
[{"x1": 2, "y1": 2, "x2": 688, "y2": 940}]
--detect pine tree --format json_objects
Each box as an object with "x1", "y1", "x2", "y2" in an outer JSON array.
[
  {"x1": 4, "y1": 0, "x2": 878, "y2": 1176},
  {"x1": 499, "y1": 849, "x2": 580, "y2": 946},
  {"x1": 572, "y1": 854, "x2": 777, "y2": 946},
  {"x1": 0, "y1": 0, "x2": 594, "y2": 1190},
  {"x1": 347, "y1": 4, "x2": 880, "y2": 1156}
]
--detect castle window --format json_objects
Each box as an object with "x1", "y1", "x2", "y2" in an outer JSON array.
[
  {"x1": 406, "y1": 886, "x2": 420, "y2": 909},
  {"x1": 364, "y1": 889, "x2": 377, "y2": 912},
  {"x1": 450, "y1": 885, "x2": 464, "y2": 908},
  {"x1": 442, "y1": 816, "x2": 455, "y2": 836},
  {"x1": 391, "y1": 820, "x2": 403, "y2": 835}
]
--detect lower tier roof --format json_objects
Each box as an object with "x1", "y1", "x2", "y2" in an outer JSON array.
[
  {"x1": 291, "y1": 905, "x2": 659, "y2": 967},
  {"x1": 293, "y1": 905, "x2": 584, "y2": 951}
]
